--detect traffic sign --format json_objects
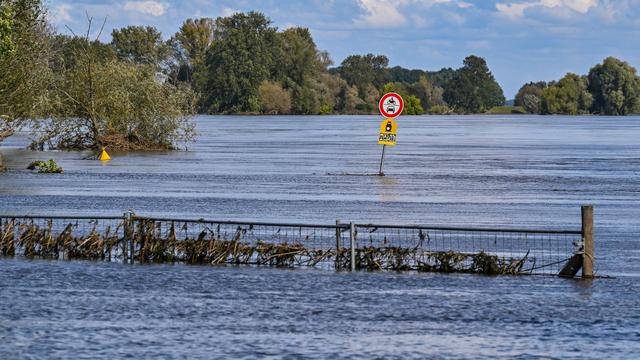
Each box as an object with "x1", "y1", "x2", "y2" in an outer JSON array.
[
  {"x1": 379, "y1": 92, "x2": 404, "y2": 118},
  {"x1": 378, "y1": 118, "x2": 397, "y2": 146}
]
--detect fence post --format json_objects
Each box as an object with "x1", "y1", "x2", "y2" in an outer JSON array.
[
  {"x1": 335, "y1": 219, "x2": 341, "y2": 270},
  {"x1": 123, "y1": 212, "x2": 129, "y2": 263},
  {"x1": 128, "y1": 212, "x2": 135, "y2": 265},
  {"x1": 350, "y1": 222, "x2": 356, "y2": 272},
  {"x1": 581, "y1": 205, "x2": 594, "y2": 278}
]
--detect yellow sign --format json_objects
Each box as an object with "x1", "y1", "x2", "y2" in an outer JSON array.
[{"x1": 378, "y1": 118, "x2": 397, "y2": 146}]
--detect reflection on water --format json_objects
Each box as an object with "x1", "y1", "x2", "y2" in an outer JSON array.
[
  {"x1": 375, "y1": 174, "x2": 400, "y2": 202},
  {"x1": 1, "y1": 115, "x2": 640, "y2": 358}
]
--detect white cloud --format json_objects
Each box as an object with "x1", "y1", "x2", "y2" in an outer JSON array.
[
  {"x1": 496, "y1": 2, "x2": 536, "y2": 18},
  {"x1": 355, "y1": 0, "x2": 410, "y2": 27},
  {"x1": 222, "y1": 7, "x2": 240, "y2": 17},
  {"x1": 50, "y1": 4, "x2": 73, "y2": 24},
  {"x1": 496, "y1": 0, "x2": 598, "y2": 19},
  {"x1": 354, "y1": 0, "x2": 464, "y2": 28},
  {"x1": 123, "y1": 1, "x2": 168, "y2": 17},
  {"x1": 540, "y1": 0, "x2": 597, "y2": 13}
]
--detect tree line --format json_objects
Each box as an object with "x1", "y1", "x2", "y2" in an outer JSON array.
[
  {"x1": 2, "y1": 0, "x2": 640, "y2": 158},
  {"x1": 514, "y1": 57, "x2": 640, "y2": 115}
]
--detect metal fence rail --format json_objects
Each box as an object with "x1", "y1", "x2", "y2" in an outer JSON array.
[{"x1": 0, "y1": 212, "x2": 587, "y2": 277}]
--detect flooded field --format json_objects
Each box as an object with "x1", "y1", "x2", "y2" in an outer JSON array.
[{"x1": 1, "y1": 115, "x2": 639, "y2": 358}]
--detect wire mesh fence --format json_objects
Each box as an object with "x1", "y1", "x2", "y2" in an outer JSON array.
[
  {"x1": 352, "y1": 224, "x2": 582, "y2": 275},
  {"x1": 0, "y1": 213, "x2": 584, "y2": 276},
  {"x1": 0, "y1": 215, "x2": 126, "y2": 261}
]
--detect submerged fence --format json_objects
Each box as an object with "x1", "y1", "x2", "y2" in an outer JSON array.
[{"x1": 0, "y1": 207, "x2": 595, "y2": 277}]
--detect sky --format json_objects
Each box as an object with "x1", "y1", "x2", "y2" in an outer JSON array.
[{"x1": 46, "y1": 0, "x2": 640, "y2": 98}]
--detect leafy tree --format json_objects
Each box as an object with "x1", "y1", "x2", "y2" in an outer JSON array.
[
  {"x1": 540, "y1": 73, "x2": 592, "y2": 115},
  {"x1": 258, "y1": 80, "x2": 291, "y2": 114},
  {"x1": 0, "y1": 4, "x2": 15, "y2": 55},
  {"x1": 279, "y1": 27, "x2": 325, "y2": 84},
  {"x1": 111, "y1": 25, "x2": 170, "y2": 67},
  {"x1": 198, "y1": 12, "x2": 280, "y2": 113},
  {"x1": 0, "y1": 0, "x2": 51, "y2": 141},
  {"x1": 336, "y1": 54, "x2": 388, "y2": 99},
  {"x1": 427, "y1": 104, "x2": 452, "y2": 115},
  {"x1": 408, "y1": 76, "x2": 444, "y2": 110},
  {"x1": 170, "y1": 17, "x2": 216, "y2": 84},
  {"x1": 514, "y1": 81, "x2": 546, "y2": 113},
  {"x1": 588, "y1": 57, "x2": 640, "y2": 115},
  {"x1": 50, "y1": 34, "x2": 117, "y2": 73},
  {"x1": 381, "y1": 82, "x2": 424, "y2": 115},
  {"x1": 388, "y1": 66, "x2": 427, "y2": 83},
  {"x1": 443, "y1": 55, "x2": 505, "y2": 113},
  {"x1": 427, "y1": 67, "x2": 456, "y2": 89},
  {"x1": 278, "y1": 27, "x2": 329, "y2": 114},
  {"x1": 403, "y1": 95, "x2": 424, "y2": 115},
  {"x1": 38, "y1": 21, "x2": 196, "y2": 151}
]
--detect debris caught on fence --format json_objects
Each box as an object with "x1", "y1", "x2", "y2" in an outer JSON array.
[{"x1": 0, "y1": 212, "x2": 588, "y2": 277}]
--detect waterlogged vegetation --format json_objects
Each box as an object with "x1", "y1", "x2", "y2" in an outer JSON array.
[{"x1": 26, "y1": 159, "x2": 63, "y2": 173}]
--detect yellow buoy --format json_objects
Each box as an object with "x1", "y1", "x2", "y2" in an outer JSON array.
[{"x1": 99, "y1": 148, "x2": 111, "y2": 161}]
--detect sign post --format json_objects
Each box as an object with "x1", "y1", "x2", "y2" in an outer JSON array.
[{"x1": 377, "y1": 93, "x2": 403, "y2": 176}]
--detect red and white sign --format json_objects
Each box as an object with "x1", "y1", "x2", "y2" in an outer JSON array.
[{"x1": 378, "y1": 92, "x2": 404, "y2": 118}]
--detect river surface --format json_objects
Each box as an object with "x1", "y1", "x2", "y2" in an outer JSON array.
[{"x1": 1, "y1": 115, "x2": 639, "y2": 358}]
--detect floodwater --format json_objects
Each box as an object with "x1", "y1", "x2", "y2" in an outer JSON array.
[{"x1": 1, "y1": 115, "x2": 639, "y2": 358}]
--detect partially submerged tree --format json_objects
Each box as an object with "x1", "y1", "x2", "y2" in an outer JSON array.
[
  {"x1": 0, "y1": 0, "x2": 50, "y2": 141},
  {"x1": 35, "y1": 19, "x2": 196, "y2": 151}
]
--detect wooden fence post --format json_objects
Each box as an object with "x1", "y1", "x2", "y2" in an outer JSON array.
[
  {"x1": 350, "y1": 222, "x2": 356, "y2": 272},
  {"x1": 582, "y1": 205, "x2": 594, "y2": 278}
]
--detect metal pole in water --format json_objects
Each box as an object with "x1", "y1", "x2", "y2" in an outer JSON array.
[
  {"x1": 581, "y1": 205, "x2": 594, "y2": 278},
  {"x1": 378, "y1": 145, "x2": 386, "y2": 176},
  {"x1": 335, "y1": 219, "x2": 341, "y2": 270},
  {"x1": 123, "y1": 212, "x2": 129, "y2": 263},
  {"x1": 350, "y1": 222, "x2": 356, "y2": 271},
  {"x1": 128, "y1": 212, "x2": 135, "y2": 265}
]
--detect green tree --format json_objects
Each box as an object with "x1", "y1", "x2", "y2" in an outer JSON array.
[
  {"x1": 381, "y1": 83, "x2": 424, "y2": 115},
  {"x1": 0, "y1": 4, "x2": 15, "y2": 55},
  {"x1": 540, "y1": 73, "x2": 592, "y2": 115},
  {"x1": 258, "y1": 80, "x2": 291, "y2": 114},
  {"x1": 0, "y1": 0, "x2": 50, "y2": 141},
  {"x1": 38, "y1": 23, "x2": 196, "y2": 151},
  {"x1": 50, "y1": 34, "x2": 117, "y2": 73},
  {"x1": 111, "y1": 25, "x2": 170, "y2": 67},
  {"x1": 278, "y1": 27, "x2": 329, "y2": 114},
  {"x1": 198, "y1": 12, "x2": 280, "y2": 113},
  {"x1": 408, "y1": 76, "x2": 444, "y2": 110},
  {"x1": 514, "y1": 82, "x2": 546, "y2": 113},
  {"x1": 170, "y1": 17, "x2": 216, "y2": 84},
  {"x1": 443, "y1": 55, "x2": 505, "y2": 113},
  {"x1": 336, "y1": 54, "x2": 388, "y2": 99},
  {"x1": 588, "y1": 57, "x2": 640, "y2": 115},
  {"x1": 403, "y1": 95, "x2": 424, "y2": 115}
]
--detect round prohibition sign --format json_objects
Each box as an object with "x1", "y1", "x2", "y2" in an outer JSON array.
[{"x1": 379, "y1": 92, "x2": 404, "y2": 118}]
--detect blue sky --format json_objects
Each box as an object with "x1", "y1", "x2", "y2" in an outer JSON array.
[{"x1": 46, "y1": 0, "x2": 640, "y2": 98}]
